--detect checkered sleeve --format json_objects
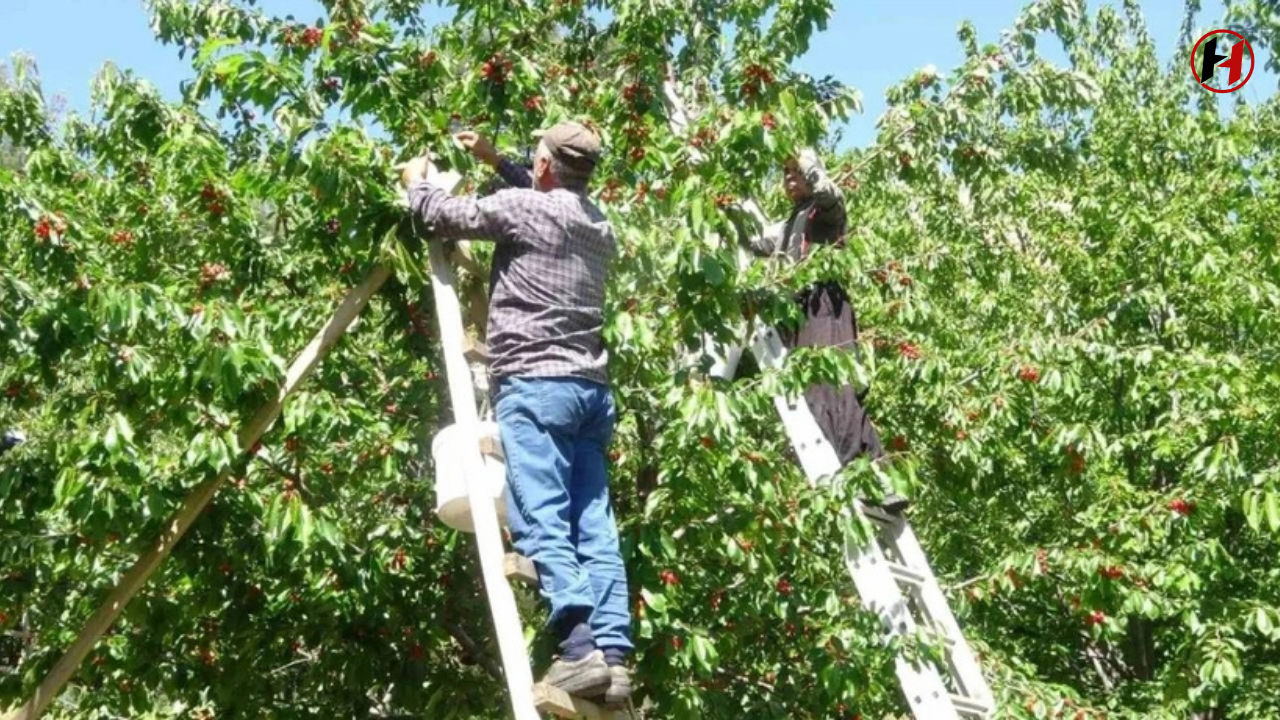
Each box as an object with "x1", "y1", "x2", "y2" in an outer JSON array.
[
  {"x1": 496, "y1": 157, "x2": 534, "y2": 189},
  {"x1": 408, "y1": 181, "x2": 530, "y2": 244}
]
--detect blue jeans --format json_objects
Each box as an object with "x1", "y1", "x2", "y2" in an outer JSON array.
[{"x1": 494, "y1": 376, "x2": 633, "y2": 657}]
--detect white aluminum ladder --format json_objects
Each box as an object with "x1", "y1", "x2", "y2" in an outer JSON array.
[
  {"x1": 702, "y1": 325, "x2": 994, "y2": 719},
  {"x1": 415, "y1": 164, "x2": 630, "y2": 720}
]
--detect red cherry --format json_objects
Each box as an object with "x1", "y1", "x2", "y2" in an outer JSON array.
[
  {"x1": 776, "y1": 578, "x2": 793, "y2": 595},
  {"x1": 699, "y1": 436, "x2": 715, "y2": 449},
  {"x1": 384, "y1": 403, "x2": 398, "y2": 415},
  {"x1": 1086, "y1": 610, "x2": 1107, "y2": 626},
  {"x1": 897, "y1": 342, "x2": 922, "y2": 361},
  {"x1": 898, "y1": 275, "x2": 913, "y2": 287},
  {"x1": 888, "y1": 435, "x2": 909, "y2": 452},
  {"x1": 1168, "y1": 498, "x2": 1195, "y2": 516},
  {"x1": 670, "y1": 636, "x2": 684, "y2": 651},
  {"x1": 1018, "y1": 365, "x2": 1041, "y2": 383},
  {"x1": 761, "y1": 112, "x2": 777, "y2": 130},
  {"x1": 1100, "y1": 566, "x2": 1124, "y2": 580},
  {"x1": 524, "y1": 95, "x2": 544, "y2": 111},
  {"x1": 659, "y1": 569, "x2": 679, "y2": 586},
  {"x1": 1066, "y1": 446, "x2": 1086, "y2": 475}
]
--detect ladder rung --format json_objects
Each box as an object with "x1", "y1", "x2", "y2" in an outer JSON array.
[
  {"x1": 533, "y1": 683, "x2": 621, "y2": 719},
  {"x1": 464, "y1": 335, "x2": 490, "y2": 364},
  {"x1": 504, "y1": 553, "x2": 538, "y2": 586},
  {"x1": 949, "y1": 693, "x2": 991, "y2": 717},
  {"x1": 857, "y1": 502, "x2": 902, "y2": 525},
  {"x1": 479, "y1": 436, "x2": 504, "y2": 459},
  {"x1": 886, "y1": 561, "x2": 927, "y2": 587}
]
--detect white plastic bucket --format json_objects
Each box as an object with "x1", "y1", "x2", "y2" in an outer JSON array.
[{"x1": 432, "y1": 421, "x2": 509, "y2": 533}]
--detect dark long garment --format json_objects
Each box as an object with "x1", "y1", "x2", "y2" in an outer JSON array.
[
  {"x1": 737, "y1": 169, "x2": 885, "y2": 469},
  {"x1": 780, "y1": 281, "x2": 885, "y2": 466}
]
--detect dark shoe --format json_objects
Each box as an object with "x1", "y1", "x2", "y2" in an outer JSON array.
[
  {"x1": 600, "y1": 665, "x2": 632, "y2": 708},
  {"x1": 863, "y1": 493, "x2": 911, "y2": 514},
  {"x1": 540, "y1": 650, "x2": 611, "y2": 697}
]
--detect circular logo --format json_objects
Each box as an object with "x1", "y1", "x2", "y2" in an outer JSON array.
[{"x1": 1190, "y1": 29, "x2": 1255, "y2": 93}]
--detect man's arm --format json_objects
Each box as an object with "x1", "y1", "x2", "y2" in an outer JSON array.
[
  {"x1": 726, "y1": 205, "x2": 787, "y2": 257},
  {"x1": 453, "y1": 130, "x2": 532, "y2": 189},
  {"x1": 798, "y1": 148, "x2": 845, "y2": 220},
  {"x1": 407, "y1": 182, "x2": 528, "y2": 243},
  {"x1": 495, "y1": 157, "x2": 534, "y2": 189}
]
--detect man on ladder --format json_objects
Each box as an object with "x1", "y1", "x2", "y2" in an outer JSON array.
[
  {"x1": 402, "y1": 121, "x2": 634, "y2": 708},
  {"x1": 728, "y1": 148, "x2": 909, "y2": 513}
]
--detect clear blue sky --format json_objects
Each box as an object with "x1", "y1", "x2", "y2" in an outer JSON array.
[{"x1": 0, "y1": 0, "x2": 1272, "y2": 149}]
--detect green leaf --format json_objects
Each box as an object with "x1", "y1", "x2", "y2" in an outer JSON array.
[{"x1": 641, "y1": 588, "x2": 667, "y2": 615}]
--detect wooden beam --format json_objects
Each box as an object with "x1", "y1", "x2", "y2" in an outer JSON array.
[
  {"x1": 422, "y1": 163, "x2": 540, "y2": 720},
  {"x1": 5, "y1": 264, "x2": 393, "y2": 720},
  {"x1": 463, "y1": 335, "x2": 490, "y2": 364},
  {"x1": 532, "y1": 684, "x2": 623, "y2": 720},
  {"x1": 503, "y1": 553, "x2": 537, "y2": 587}
]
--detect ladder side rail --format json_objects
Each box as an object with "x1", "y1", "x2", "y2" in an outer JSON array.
[
  {"x1": 752, "y1": 324, "x2": 961, "y2": 720},
  {"x1": 881, "y1": 522, "x2": 993, "y2": 709},
  {"x1": 428, "y1": 237, "x2": 539, "y2": 720},
  {"x1": 414, "y1": 166, "x2": 540, "y2": 720}
]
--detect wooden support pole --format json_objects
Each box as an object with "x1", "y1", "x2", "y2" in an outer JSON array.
[
  {"x1": 425, "y1": 236, "x2": 540, "y2": 720},
  {"x1": 5, "y1": 264, "x2": 393, "y2": 720}
]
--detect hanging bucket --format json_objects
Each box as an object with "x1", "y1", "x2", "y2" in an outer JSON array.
[{"x1": 432, "y1": 421, "x2": 509, "y2": 533}]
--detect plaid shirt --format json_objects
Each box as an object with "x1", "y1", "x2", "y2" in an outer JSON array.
[{"x1": 408, "y1": 158, "x2": 616, "y2": 385}]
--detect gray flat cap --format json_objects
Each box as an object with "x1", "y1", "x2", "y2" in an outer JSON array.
[{"x1": 540, "y1": 121, "x2": 601, "y2": 172}]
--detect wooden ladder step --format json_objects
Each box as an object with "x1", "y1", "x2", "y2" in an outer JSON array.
[
  {"x1": 533, "y1": 683, "x2": 625, "y2": 719},
  {"x1": 479, "y1": 435, "x2": 504, "y2": 460},
  {"x1": 504, "y1": 553, "x2": 538, "y2": 586},
  {"x1": 464, "y1": 335, "x2": 490, "y2": 364}
]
